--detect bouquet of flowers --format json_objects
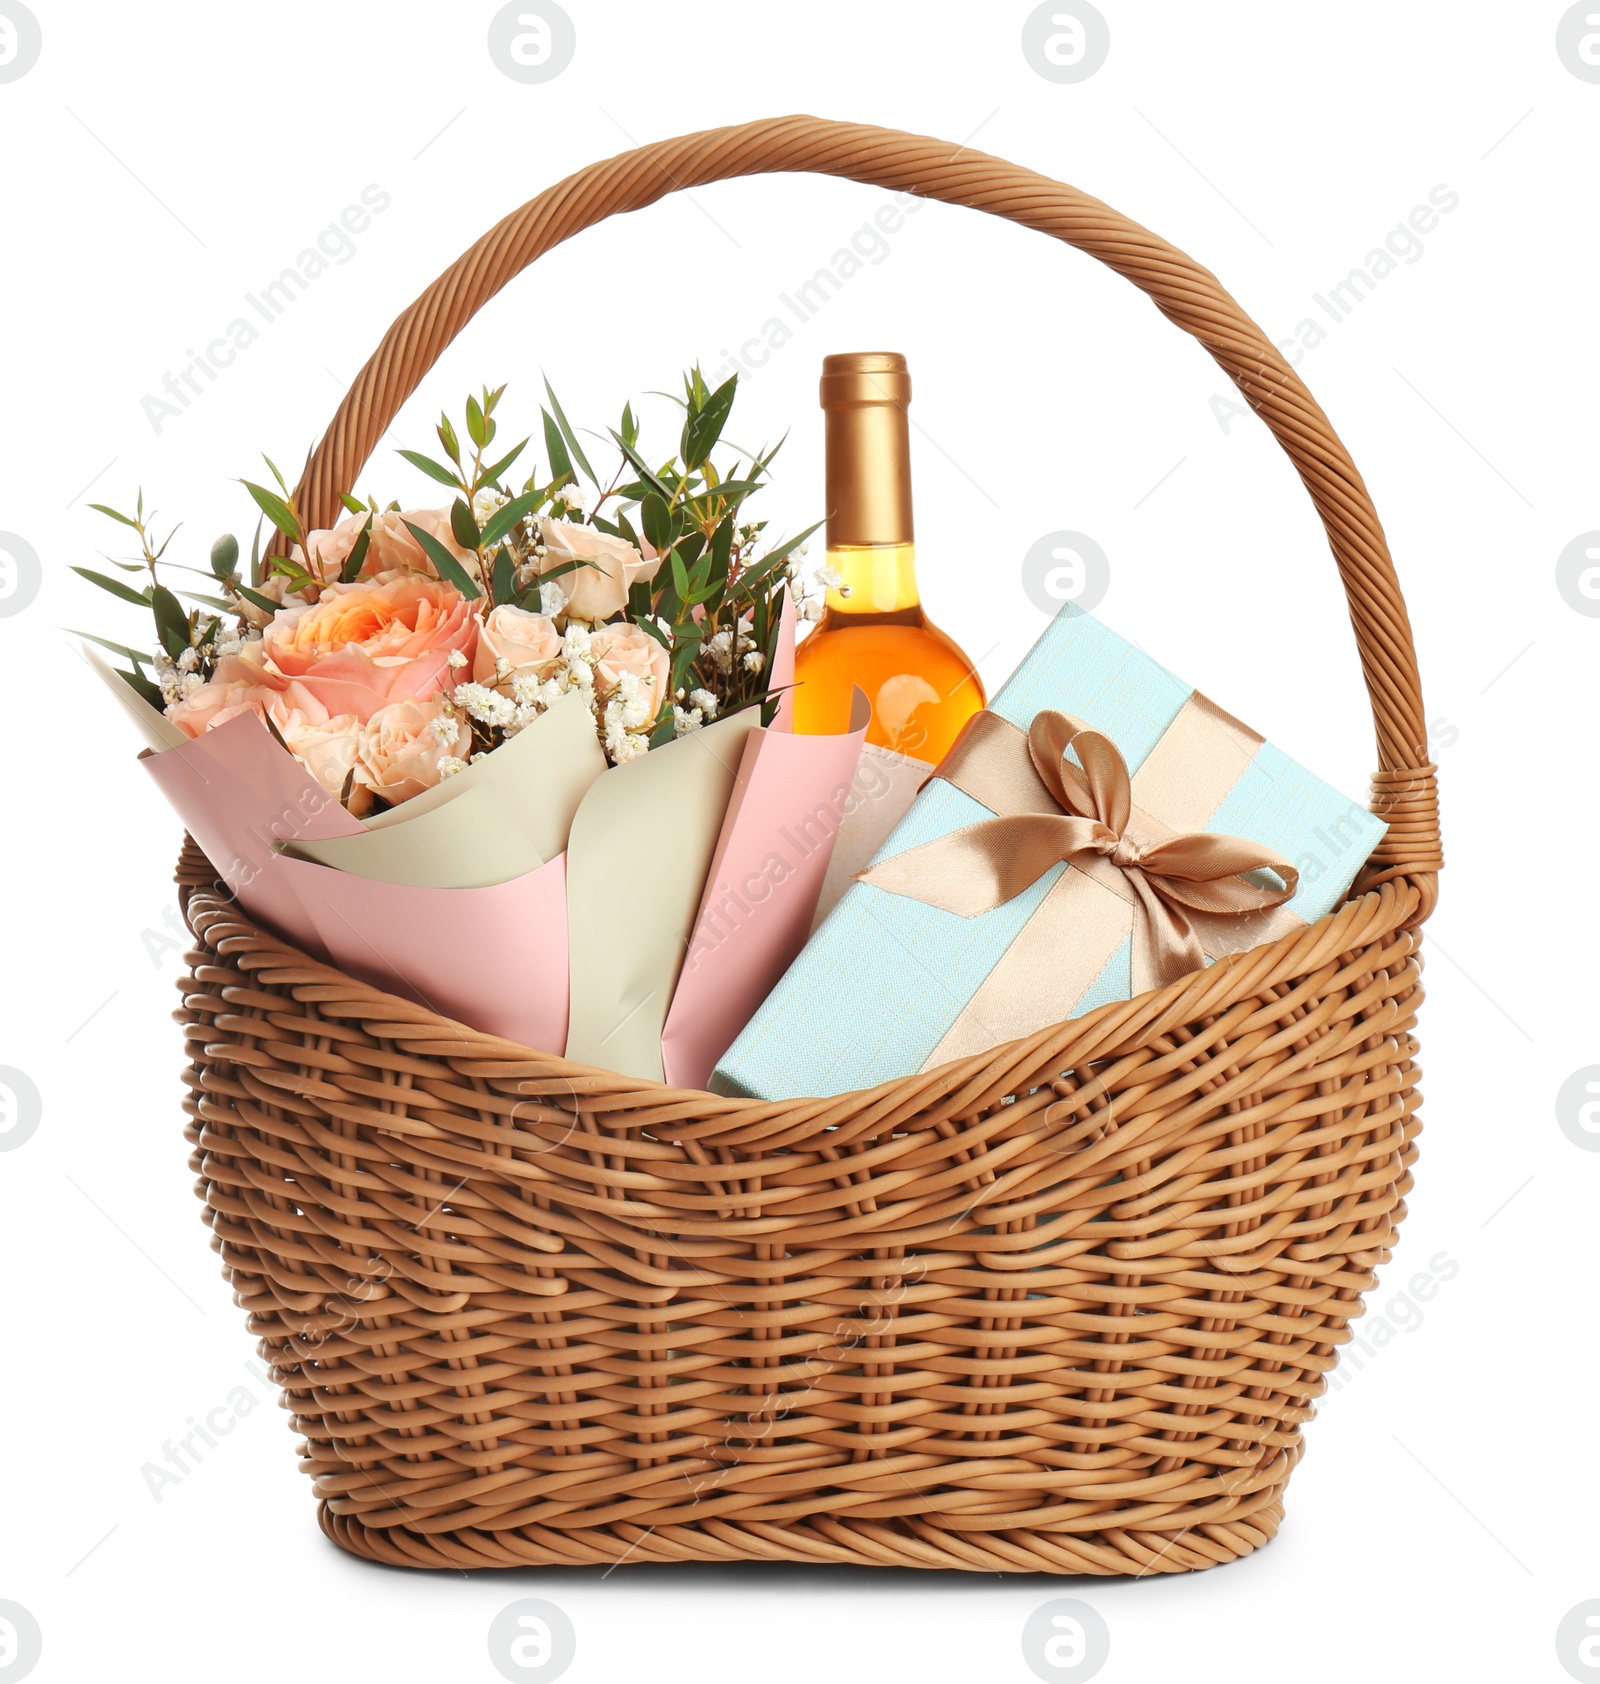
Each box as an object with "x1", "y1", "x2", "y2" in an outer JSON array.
[{"x1": 84, "y1": 372, "x2": 868, "y2": 1087}]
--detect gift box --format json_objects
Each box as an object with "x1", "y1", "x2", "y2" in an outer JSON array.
[{"x1": 712, "y1": 602, "x2": 1388, "y2": 1100}]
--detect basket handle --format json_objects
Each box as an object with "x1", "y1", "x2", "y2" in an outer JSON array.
[{"x1": 285, "y1": 115, "x2": 1439, "y2": 916}]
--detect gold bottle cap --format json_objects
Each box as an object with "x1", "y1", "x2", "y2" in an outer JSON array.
[{"x1": 820, "y1": 351, "x2": 914, "y2": 547}]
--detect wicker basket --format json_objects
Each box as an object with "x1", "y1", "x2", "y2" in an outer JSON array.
[{"x1": 175, "y1": 116, "x2": 1441, "y2": 1576}]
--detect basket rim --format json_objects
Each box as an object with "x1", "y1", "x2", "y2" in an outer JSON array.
[{"x1": 178, "y1": 837, "x2": 1422, "y2": 1127}]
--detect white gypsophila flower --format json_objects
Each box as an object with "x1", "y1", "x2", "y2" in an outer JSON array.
[
  {"x1": 436, "y1": 756, "x2": 468, "y2": 780},
  {"x1": 181, "y1": 671, "x2": 205, "y2": 698},
  {"x1": 452, "y1": 681, "x2": 516, "y2": 728},
  {"x1": 673, "y1": 704, "x2": 704, "y2": 737},
  {"x1": 176, "y1": 645, "x2": 200, "y2": 673},
  {"x1": 536, "y1": 675, "x2": 568, "y2": 709},
  {"x1": 605, "y1": 726, "x2": 649, "y2": 765},
  {"x1": 816, "y1": 565, "x2": 843, "y2": 590},
  {"x1": 706, "y1": 628, "x2": 735, "y2": 673},
  {"x1": 158, "y1": 669, "x2": 182, "y2": 706},
  {"x1": 569, "y1": 658, "x2": 594, "y2": 688},
  {"x1": 472, "y1": 487, "x2": 509, "y2": 523},
  {"x1": 688, "y1": 687, "x2": 718, "y2": 719},
  {"x1": 742, "y1": 650, "x2": 765, "y2": 674},
  {"x1": 446, "y1": 648, "x2": 468, "y2": 670},
  {"x1": 610, "y1": 669, "x2": 653, "y2": 730},
  {"x1": 800, "y1": 599, "x2": 823, "y2": 622},
  {"x1": 562, "y1": 623, "x2": 592, "y2": 658},
  {"x1": 510, "y1": 671, "x2": 544, "y2": 708},
  {"x1": 428, "y1": 714, "x2": 459, "y2": 747},
  {"x1": 495, "y1": 655, "x2": 512, "y2": 680},
  {"x1": 539, "y1": 579, "x2": 567, "y2": 617}
]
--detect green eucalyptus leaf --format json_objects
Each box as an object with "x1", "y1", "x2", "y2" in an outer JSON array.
[
  {"x1": 492, "y1": 546, "x2": 515, "y2": 606},
  {"x1": 403, "y1": 519, "x2": 481, "y2": 599},
  {"x1": 542, "y1": 377, "x2": 597, "y2": 485},
  {"x1": 481, "y1": 437, "x2": 528, "y2": 486},
  {"x1": 240, "y1": 480, "x2": 303, "y2": 544},
  {"x1": 236, "y1": 583, "x2": 279, "y2": 616},
  {"x1": 72, "y1": 629, "x2": 153, "y2": 663},
  {"x1": 711, "y1": 515, "x2": 735, "y2": 577},
  {"x1": 640, "y1": 492, "x2": 671, "y2": 554},
  {"x1": 541, "y1": 410, "x2": 573, "y2": 486},
  {"x1": 117, "y1": 666, "x2": 165, "y2": 710},
  {"x1": 88, "y1": 503, "x2": 141, "y2": 532},
  {"x1": 479, "y1": 490, "x2": 539, "y2": 550},
  {"x1": 209, "y1": 533, "x2": 240, "y2": 581},
  {"x1": 682, "y1": 375, "x2": 738, "y2": 469},
  {"x1": 72, "y1": 566, "x2": 153, "y2": 607},
  {"x1": 648, "y1": 711, "x2": 678, "y2": 749},
  {"x1": 339, "y1": 513, "x2": 374, "y2": 585},
  {"x1": 396, "y1": 448, "x2": 462, "y2": 489},
  {"x1": 151, "y1": 585, "x2": 191, "y2": 657},
  {"x1": 338, "y1": 492, "x2": 367, "y2": 516},
  {"x1": 437, "y1": 413, "x2": 461, "y2": 464},
  {"x1": 450, "y1": 497, "x2": 480, "y2": 552},
  {"x1": 465, "y1": 393, "x2": 487, "y2": 450}
]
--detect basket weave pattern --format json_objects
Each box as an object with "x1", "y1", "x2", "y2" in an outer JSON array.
[{"x1": 175, "y1": 117, "x2": 1439, "y2": 1575}]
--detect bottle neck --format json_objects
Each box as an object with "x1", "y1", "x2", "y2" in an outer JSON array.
[{"x1": 822, "y1": 541, "x2": 923, "y2": 619}]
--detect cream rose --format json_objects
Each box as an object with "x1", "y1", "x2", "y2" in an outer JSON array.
[
  {"x1": 273, "y1": 708, "x2": 364, "y2": 800},
  {"x1": 299, "y1": 507, "x2": 477, "y2": 587},
  {"x1": 538, "y1": 519, "x2": 658, "y2": 622},
  {"x1": 588, "y1": 622, "x2": 671, "y2": 719},
  {"x1": 354, "y1": 699, "x2": 472, "y2": 806},
  {"x1": 167, "y1": 669, "x2": 362, "y2": 800},
  {"x1": 473, "y1": 604, "x2": 562, "y2": 688}
]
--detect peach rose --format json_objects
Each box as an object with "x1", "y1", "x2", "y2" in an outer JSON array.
[
  {"x1": 260, "y1": 570, "x2": 478, "y2": 721},
  {"x1": 166, "y1": 653, "x2": 274, "y2": 738},
  {"x1": 539, "y1": 519, "x2": 659, "y2": 622},
  {"x1": 299, "y1": 507, "x2": 477, "y2": 587},
  {"x1": 355, "y1": 698, "x2": 472, "y2": 806},
  {"x1": 473, "y1": 604, "x2": 562, "y2": 688},
  {"x1": 588, "y1": 622, "x2": 671, "y2": 717},
  {"x1": 274, "y1": 708, "x2": 364, "y2": 799},
  {"x1": 166, "y1": 664, "x2": 362, "y2": 799}
]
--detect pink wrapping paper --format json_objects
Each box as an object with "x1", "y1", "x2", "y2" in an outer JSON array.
[
  {"x1": 274, "y1": 852, "x2": 571, "y2": 1049},
  {"x1": 140, "y1": 596, "x2": 863, "y2": 1085},
  {"x1": 659, "y1": 690, "x2": 869, "y2": 1089},
  {"x1": 142, "y1": 711, "x2": 363, "y2": 958}
]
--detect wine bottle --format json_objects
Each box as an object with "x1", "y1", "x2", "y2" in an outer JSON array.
[{"x1": 792, "y1": 351, "x2": 986, "y2": 762}]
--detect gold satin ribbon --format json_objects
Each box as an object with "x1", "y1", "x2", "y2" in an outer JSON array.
[{"x1": 858, "y1": 710, "x2": 1299, "y2": 996}]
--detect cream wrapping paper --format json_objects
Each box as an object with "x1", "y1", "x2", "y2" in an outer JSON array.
[{"x1": 108, "y1": 594, "x2": 867, "y2": 1086}]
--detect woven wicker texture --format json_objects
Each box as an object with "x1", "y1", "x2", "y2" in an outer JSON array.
[{"x1": 179, "y1": 117, "x2": 1437, "y2": 1575}]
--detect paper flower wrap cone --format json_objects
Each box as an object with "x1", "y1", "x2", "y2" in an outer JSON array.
[{"x1": 104, "y1": 603, "x2": 867, "y2": 1088}]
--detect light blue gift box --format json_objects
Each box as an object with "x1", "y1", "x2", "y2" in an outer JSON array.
[{"x1": 711, "y1": 604, "x2": 1387, "y2": 1101}]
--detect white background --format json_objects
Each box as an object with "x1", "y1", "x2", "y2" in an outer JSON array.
[{"x1": 1, "y1": 3, "x2": 1595, "y2": 1681}]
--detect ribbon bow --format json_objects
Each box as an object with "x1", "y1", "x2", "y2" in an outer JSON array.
[{"x1": 859, "y1": 710, "x2": 1299, "y2": 995}]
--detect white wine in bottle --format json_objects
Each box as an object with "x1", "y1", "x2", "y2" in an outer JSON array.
[{"x1": 792, "y1": 351, "x2": 985, "y2": 763}]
